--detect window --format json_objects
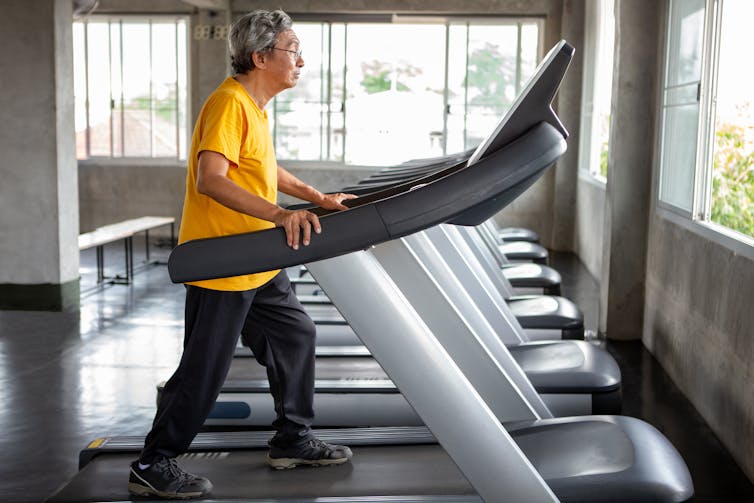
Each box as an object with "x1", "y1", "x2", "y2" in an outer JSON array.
[
  {"x1": 578, "y1": 0, "x2": 615, "y2": 181},
  {"x1": 446, "y1": 21, "x2": 541, "y2": 156},
  {"x1": 659, "y1": 0, "x2": 754, "y2": 241},
  {"x1": 659, "y1": 0, "x2": 705, "y2": 212},
  {"x1": 707, "y1": 0, "x2": 754, "y2": 237},
  {"x1": 270, "y1": 18, "x2": 541, "y2": 166},
  {"x1": 73, "y1": 16, "x2": 189, "y2": 160}
]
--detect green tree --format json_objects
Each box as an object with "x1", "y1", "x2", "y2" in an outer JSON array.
[
  {"x1": 360, "y1": 60, "x2": 420, "y2": 94},
  {"x1": 711, "y1": 121, "x2": 754, "y2": 237},
  {"x1": 130, "y1": 90, "x2": 177, "y2": 122},
  {"x1": 465, "y1": 43, "x2": 515, "y2": 108}
]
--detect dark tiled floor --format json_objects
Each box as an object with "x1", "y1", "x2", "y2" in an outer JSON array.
[{"x1": 0, "y1": 244, "x2": 752, "y2": 502}]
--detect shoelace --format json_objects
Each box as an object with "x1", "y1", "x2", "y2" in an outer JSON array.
[
  {"x1": 155, "y1": 457, "x2": 193, "y2": 482},
  {"x1": 306, "y1": 438, "x2": 334, "y2": 455}
]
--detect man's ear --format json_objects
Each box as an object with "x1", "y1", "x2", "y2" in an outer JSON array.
[{"x1": 251, "y1": 51, "x2": 268, "y2": 69}]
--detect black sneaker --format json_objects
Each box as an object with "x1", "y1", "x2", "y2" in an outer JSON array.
[
  {"x1": 266, "y1": 437, "x2": 353, "y2": 469},
  {"x1": 128, "y1": 456, "x2": 213, "y2": 499}
]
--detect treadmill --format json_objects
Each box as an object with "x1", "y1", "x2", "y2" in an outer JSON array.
[
  {"x1": 296, "y1": 163, "x2": 564, "y2": 292},
  {"x1": 48, "y1": 40, "x2": 693, "y2": 503},
  {"x1": 201, "y1": 222, "x2": 620, "y2": 427},
  {"x1": 291, "y1": 219, "x2": 584, "y2": 341}
]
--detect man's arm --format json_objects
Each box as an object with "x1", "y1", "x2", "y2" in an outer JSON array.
[
  {"x1": 196, "y1": 150, "x2": 320, "y2": 250},
  {"x1": 277, "y1": 165, "x2": 357, "y2": 210}
]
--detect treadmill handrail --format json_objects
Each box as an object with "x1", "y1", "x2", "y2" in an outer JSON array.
[{"x1": 168, "y1": 122, "x2": 566, "y2": 283}]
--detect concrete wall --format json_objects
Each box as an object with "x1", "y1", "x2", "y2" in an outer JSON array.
[
  {"x1": 547, "y1": 0, "x2": 584, "y2": 252},
  {"x1": 644, "y1": 218, "x2": 754, "y2": 481},
  {"x1": 598, "y1": 0, "x2": 660, "y2": 339},
  {"x1": 80, "y1": 0, "x2": 579, "y2": 251},
  {"x1": 0, "y1": 0, "x2": 79, "y2": 310},
  {"x1": 78, "y1": 159, "x2": 376, "y2": 233},
  {"x1": 78, "y1": 162, "x2": 187, "y2": 233}
]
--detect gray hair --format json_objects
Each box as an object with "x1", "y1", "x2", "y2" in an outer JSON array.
[{"x1": 228, "y1": 10, "x2": 292, "y2": 74}]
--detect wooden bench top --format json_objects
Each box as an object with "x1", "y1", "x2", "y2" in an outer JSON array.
[{"x1": 79, "y1": 216, "x2": 175, "y2": 250}]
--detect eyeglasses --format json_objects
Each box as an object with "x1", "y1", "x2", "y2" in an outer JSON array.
[{"x1": 271, "y1": 47, "x2": 303, "y2": 60}]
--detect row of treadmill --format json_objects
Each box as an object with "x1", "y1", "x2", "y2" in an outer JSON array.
[{"x1": 47, "y1": 41, "x2": 695, "y2": 502}]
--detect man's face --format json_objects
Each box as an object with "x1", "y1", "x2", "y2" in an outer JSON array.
[{"x1": 266, "y1": 29, "x2": 304, "y2": 91}]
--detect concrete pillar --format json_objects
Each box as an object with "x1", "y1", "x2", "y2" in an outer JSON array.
[
  {"x1": 600, "y1": 0, "x2": 661, "y2": 339},
  {"x1": 549, "y1": 0, "x2": 585, "y2": 251},
  {"x1": 191, "y1": 9, "x2": 230, "y2": 123},
  {"x1": 0, "y1": 0, "x2": 79, "y2": 311}
]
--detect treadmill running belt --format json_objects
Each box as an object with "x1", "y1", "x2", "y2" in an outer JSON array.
[
  {"x1": 48, "y1": 446, "x2": 474, "y2": 502},
  {"x1": 227, "y1": 357, "x2": 387, "y2": 381}
]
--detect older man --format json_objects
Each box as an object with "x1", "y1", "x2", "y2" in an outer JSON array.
[{"x1": 128, "y1": 10, "x2": 355, "y2": 500}]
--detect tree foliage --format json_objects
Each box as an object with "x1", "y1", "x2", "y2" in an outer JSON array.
[
  {"x1": 360, "y1": 60, "x2": 420, "y2": 94},
  {"x1": 465, "y1": 43, "x2": 515, "y2": 108},
  {"x1": 711, "y1": 121, "x2": 754, "y2": 237}
]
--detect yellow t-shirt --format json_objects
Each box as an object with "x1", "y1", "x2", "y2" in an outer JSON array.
[{"x1": 179, "y1": 77, "x2": 280, "y2": 291}]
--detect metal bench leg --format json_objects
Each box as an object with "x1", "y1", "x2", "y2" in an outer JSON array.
[
  {"x1": 127, "y1": 236, "x2": 134, "y2": 284},
  {"x1": 121, "y1": 237, "x2": 134, "y2": 285},
  {"x1": 145, "y1": 229, "x2": 150, "y2": 263},
  {"x1": 96, "y1": 245, "x2": 104, "y2": 284}
]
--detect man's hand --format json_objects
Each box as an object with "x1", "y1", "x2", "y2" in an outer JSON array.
[
  {"x1": 272, "y1": 208, "x2": 321, "y2": 250},
  {"x1": 319, "y1": 192, "x2": 358, "y2": 211}
]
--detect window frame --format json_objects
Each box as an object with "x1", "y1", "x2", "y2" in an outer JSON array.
[
  {"x1": 656, "y1": 0, "x2": 754, "y2": 257},
  {"x1": 74, "y1": 14, "x2": 190, "y2": 163}
]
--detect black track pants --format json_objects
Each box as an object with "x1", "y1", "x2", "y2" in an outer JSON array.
[{"x1": 139, "y1": 271, "x2": 316, "y2": 463}]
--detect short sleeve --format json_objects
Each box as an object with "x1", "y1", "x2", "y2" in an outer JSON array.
[{"x1": 197, "y1": 92, "x2": 245, "y2": 166}]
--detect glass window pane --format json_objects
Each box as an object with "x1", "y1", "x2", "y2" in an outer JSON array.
[
  {"x1": 464, "y1": 24, "x2": 519, "y2": 148},
  {"x1": 666, "y1": 0, "x2": 704, "y2": 86},
  {"x1": 86, "y1": 22, "x2": 112, "y2": 157},
  {"x1": 177, "y1": 20, "x2": 188, "y2": 160},
  {"x1": 661, "y1": 104, "x2": 699, "y2": 211},
  {"x1": 275, "y1": 23, "x2": 326, "y2": 160},
  {"x1": 592, "y1": 0, "x2": 615, "y2": 179},
  {"x1": 465, "y1": 25, "x2": 518, "y2": 107},
  {"x1": 446, "y1": 22, "x2": 536, "y2": 155},
  {"x1": 73, "y1": 16, "x2": 188, "y2": 160},
  {"x1": 659, "y1": 0, "x2": 705, "y2": 211},
  {"x1": 519, "y1": 23, "x2": 540, "y2": 90},
  {"x1": 329, "y1": 23, "x2": 346, "y2": 161},
  {"x1": 73, "y1": 23, "x2": 88, "y2": 159},
  {"x1": 710, "y1": 0, "x2": 754, "y2": 237},
  {"x1": 446, "y1": 23, "x2": 469, "y2": 154},
  {"x1": 110, "y1": 22, "x2": 123, "y2": 157},
  {"x1": 121, "y1": 22, "x2": 151, "y2": 156},
  {"x1": 152, "y1": 22, "x2": 178, "y2": 157},
  {"x1": 343, "y1": 23, "x2": 446, "y2": 165}
]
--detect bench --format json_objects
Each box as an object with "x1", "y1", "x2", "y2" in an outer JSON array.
[{"x1": 79, "y1": 216, "x2": 175, "y2": 285}]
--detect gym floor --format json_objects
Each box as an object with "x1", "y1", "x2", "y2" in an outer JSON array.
[{"x1": 1, "y1": 238, "x2": 753, "y2": 502}]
